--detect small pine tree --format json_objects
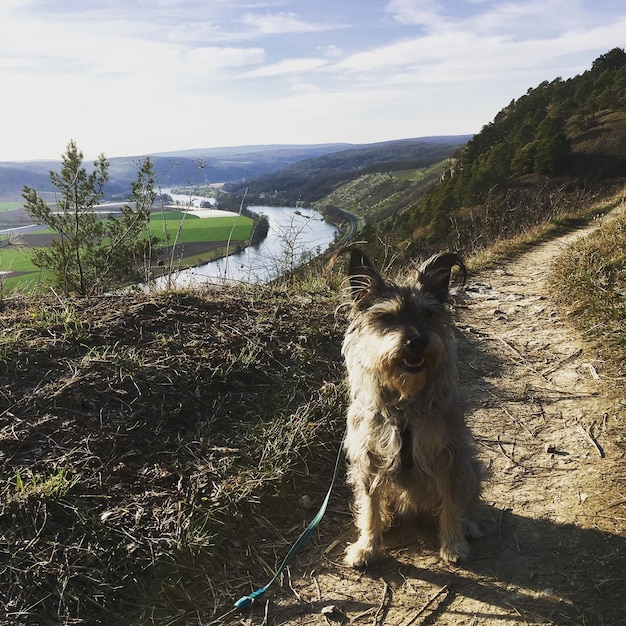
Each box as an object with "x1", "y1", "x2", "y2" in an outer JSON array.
[
  {"x1": 23, "y1": 140, "x2": 159, "y2": 295},
  {"x1": 93, "y1": 157, "x2": 160, "y2": 290}
]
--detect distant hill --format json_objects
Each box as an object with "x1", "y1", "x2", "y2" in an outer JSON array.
[
  {"x1": 147, "y1": 143, "x2": 352, "y2": 159},
  {"x1": 0, "y1": 162, "x2": 59, "y2": 201},
  {"x1": 222, "y1": 136, "x2": 471, "y2": 206},
  {"x1": 1, "y1": 138, "x2": 471, "y2": 208},
  {"x1": 0, "y1": 143, "x2": 353, "y2": 202},
  {"x1": 109, "y1": 143, "x2": 355, "y2": 197}
]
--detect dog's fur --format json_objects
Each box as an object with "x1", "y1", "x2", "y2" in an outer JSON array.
[{"x1": 341, "y1": 248, "x2": 482, "y2": 566}]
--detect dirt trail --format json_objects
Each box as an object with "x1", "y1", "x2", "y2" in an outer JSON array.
[{"x1": 232, "y1": 217, "x2": 626, "y2": 626}]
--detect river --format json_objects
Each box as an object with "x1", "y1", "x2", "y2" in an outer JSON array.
[{"x1": 153, "y1": 205, "x2": 340, "y2": 287}]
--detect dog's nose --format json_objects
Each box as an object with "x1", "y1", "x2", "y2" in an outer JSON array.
[{"x1": 406, "y1": 335, "x2": 428, "y2": 354}]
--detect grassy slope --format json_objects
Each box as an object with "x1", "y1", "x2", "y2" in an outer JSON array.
[
  {"x1": 0, "y1": 284, "x2": 347, "y2": 624},
  {"x1": 549, "y1": 194, "x2": 626, "y2": 375},
  {"x1": 314, "y1": 161, "x2": 449, "y2": 224},
  {"x1": 1, "y1": 187, "x2": 624, "y2": 624}
]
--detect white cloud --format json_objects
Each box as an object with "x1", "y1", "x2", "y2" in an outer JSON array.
[
  {"x1": 182, "y1": 46, "x2": 266, "y2": 77},
  {"x1": 241, "y1": 57, "x2": 328, "y2": 78},
  {"x1": 0, "y1": 0, "x2": 624, "y2": 160},
  {"x1": 317, "y1": 44, "x2": 343, "y2": 58},
  {"x1": 385, "y1": 0, "x2": 618, "y2": 40},
  {"x1": 331, "y1": 3, "x2": 626, "y2": 90},
  {"x1": 385, "y1": 0, "x2": 444, "y2": 27},
  {"x1": 238, "y1": 11, "x2": 343, "y2": 35}
]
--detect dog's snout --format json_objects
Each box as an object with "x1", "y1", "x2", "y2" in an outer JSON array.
[{"x1": 405, "y1": 335, "x2": 428, "y2": 354}]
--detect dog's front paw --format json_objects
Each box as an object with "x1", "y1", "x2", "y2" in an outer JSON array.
[
  {"x1": 439, "y1": 538, "x2": 469, "y2": 564},
  {"x1": 345, "y1": 540, "x2": 381, "y2": 568}
]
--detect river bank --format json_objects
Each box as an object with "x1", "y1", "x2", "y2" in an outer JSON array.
[{"x1": 152, "y1": 205, "x2": 340, "y2": 288}]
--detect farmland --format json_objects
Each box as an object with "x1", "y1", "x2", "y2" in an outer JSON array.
[{"x1": 0, "y1": 209, "x2": 254, "y2": 291}]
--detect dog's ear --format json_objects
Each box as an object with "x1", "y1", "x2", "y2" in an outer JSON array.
[
  {"x1": 343, "y1": 247, "x2": 385, "y2": 303},
  {"x1": 418, "y1": 252, "x2": 467, "y2": 302}
]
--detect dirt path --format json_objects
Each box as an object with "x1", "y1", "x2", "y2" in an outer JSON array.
[{"x1": 232, "y1": 217, "x2": 626, "y2": 626}]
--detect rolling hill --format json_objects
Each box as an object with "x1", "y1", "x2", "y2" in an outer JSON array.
[
  {"x1": 0, "y1": 143, "x2": 352, "y2": 203},
  {"x1": 221, "y1": 136, "x2": 471, "y2": 207},
  {"x1": 0, "y1": 139, "x2": 469, "y2": 205},
  {"x1": 385, "y1": 48, "x2": 626, "y2": 259}
]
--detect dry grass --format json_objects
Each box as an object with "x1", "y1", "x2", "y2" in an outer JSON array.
[
  {"x1": 549, "y1": 195, "x2": 626, "y2": 380},
  {"x1": 0, "y1": 284, "x2": 347, "y2": 624},
  {"x1": 466, "y1": 188, "x2": 626, "y2": 273},
  {"x1": 1, "y1": 188, "x2": 625, "y2": 625}
]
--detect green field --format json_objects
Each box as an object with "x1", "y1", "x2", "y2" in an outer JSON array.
[
  {"x1": 0, "y1": 210, "x2": 254, "y2": 291},
  {"x1": 150, "y1": 210, "x2": 253, "y2": 243},
  {"x1": 0, "y1": 202, "x2": 25, "y2": 212}
]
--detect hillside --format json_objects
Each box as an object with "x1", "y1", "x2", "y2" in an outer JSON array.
[
  {"x1": 0, "y1": 283, "x2": 346, "y2": 624},
  {"x1": 221, "y1": 136, "x2": 470, "y2": 207},
  {"x1": 378, "y1": 48, "x2": 626, "y2": 260},
  {"x1": 1, "y1": 194, "x2": 625, "y2": 625},
  {"x1": 0, "y1": 144, "x2": 351, "y2": 203},
  {"x1": 313, "y1": 159, "x2": 451, "y2": 225}
]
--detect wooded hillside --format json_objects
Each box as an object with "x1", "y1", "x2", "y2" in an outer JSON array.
[
  {"x1": 389, "y1": 48, "x2": 626, "y2": 257},
  {"x1": 221, "y1": 137, "x2": 470, "y2": 207}
]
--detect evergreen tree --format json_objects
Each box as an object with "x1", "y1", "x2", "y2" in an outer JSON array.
[
  {"x1": 94, "y1": 156, "x2": 160, "y2": 291},
  {"x1": 23, "y1": 140, "x2": 159, "y2": 295}
]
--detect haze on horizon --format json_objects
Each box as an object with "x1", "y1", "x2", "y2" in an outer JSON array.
[{"x1": 1, "y1": 0, "x2": 624, "y2": 162}]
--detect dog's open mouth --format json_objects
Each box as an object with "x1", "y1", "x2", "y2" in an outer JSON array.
[{"x1": 401, "y1": 356, "x2": 426, "y2": 372}]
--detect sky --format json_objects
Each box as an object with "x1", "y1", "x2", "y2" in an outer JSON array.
[{"x1": 1, "y1": 0, "x2": 624, "y2": 161}]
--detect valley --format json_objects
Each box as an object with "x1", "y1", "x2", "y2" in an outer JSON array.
[{"x1": 0, "y1": 49, "x2": 625, "y2": 625}]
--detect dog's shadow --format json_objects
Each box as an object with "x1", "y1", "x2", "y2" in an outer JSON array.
[
  {"x1": 266, "y1": 503, "x2": 626, "y2": 624},
  {"x1": 360, "y1": 503, "x2": 626, "y2": 625}
]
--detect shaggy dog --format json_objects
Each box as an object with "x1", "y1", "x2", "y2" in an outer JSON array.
[{"x1": 341, "y1": 248, "x2": 482, "y2": 566}]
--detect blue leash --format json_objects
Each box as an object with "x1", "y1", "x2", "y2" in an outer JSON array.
[{"x1": 234, "y1": 434, "x2": 346, "y2": 610}]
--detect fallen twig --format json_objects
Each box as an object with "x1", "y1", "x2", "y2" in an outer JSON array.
[
  {"x1": 373, "y1": 581, "x2": 391, "y2": 626},
  {"x1": 500, "y1": 404, "x2": 535, "y2": 437},
  {"x1": 491, "y1": 336, "x2": 594, "y2": 396},
  {"x1": 579, "y1": 424, "x2": 605, "y2": 458},
  {"x1": 352, "y1": 606, "x2": 376, "y2": 622},
  {"x1": 313, "y1": 575, "x2": 322, "y2": 603},
  {"x1": 398, "y1": 585, "x2": 450, "y2": 626},
  {"x1": 286, "y1": 567, "x2": 304, "y2": 604},
  {"x1": 582, "y1": 362, "x2": 601, "y2": 380},
  {"x1": 496, "y1": 434, "x2": 523, "y2": 467},
  {"x1": 540, "y1": 348, "x2": 582, "y2": 376},
  {"x1": 260, "y1": 598, "x2": 270, "y2": 626},
  {"x1": 493, "y1": 335, "x2": 552, "y2": 382}
]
